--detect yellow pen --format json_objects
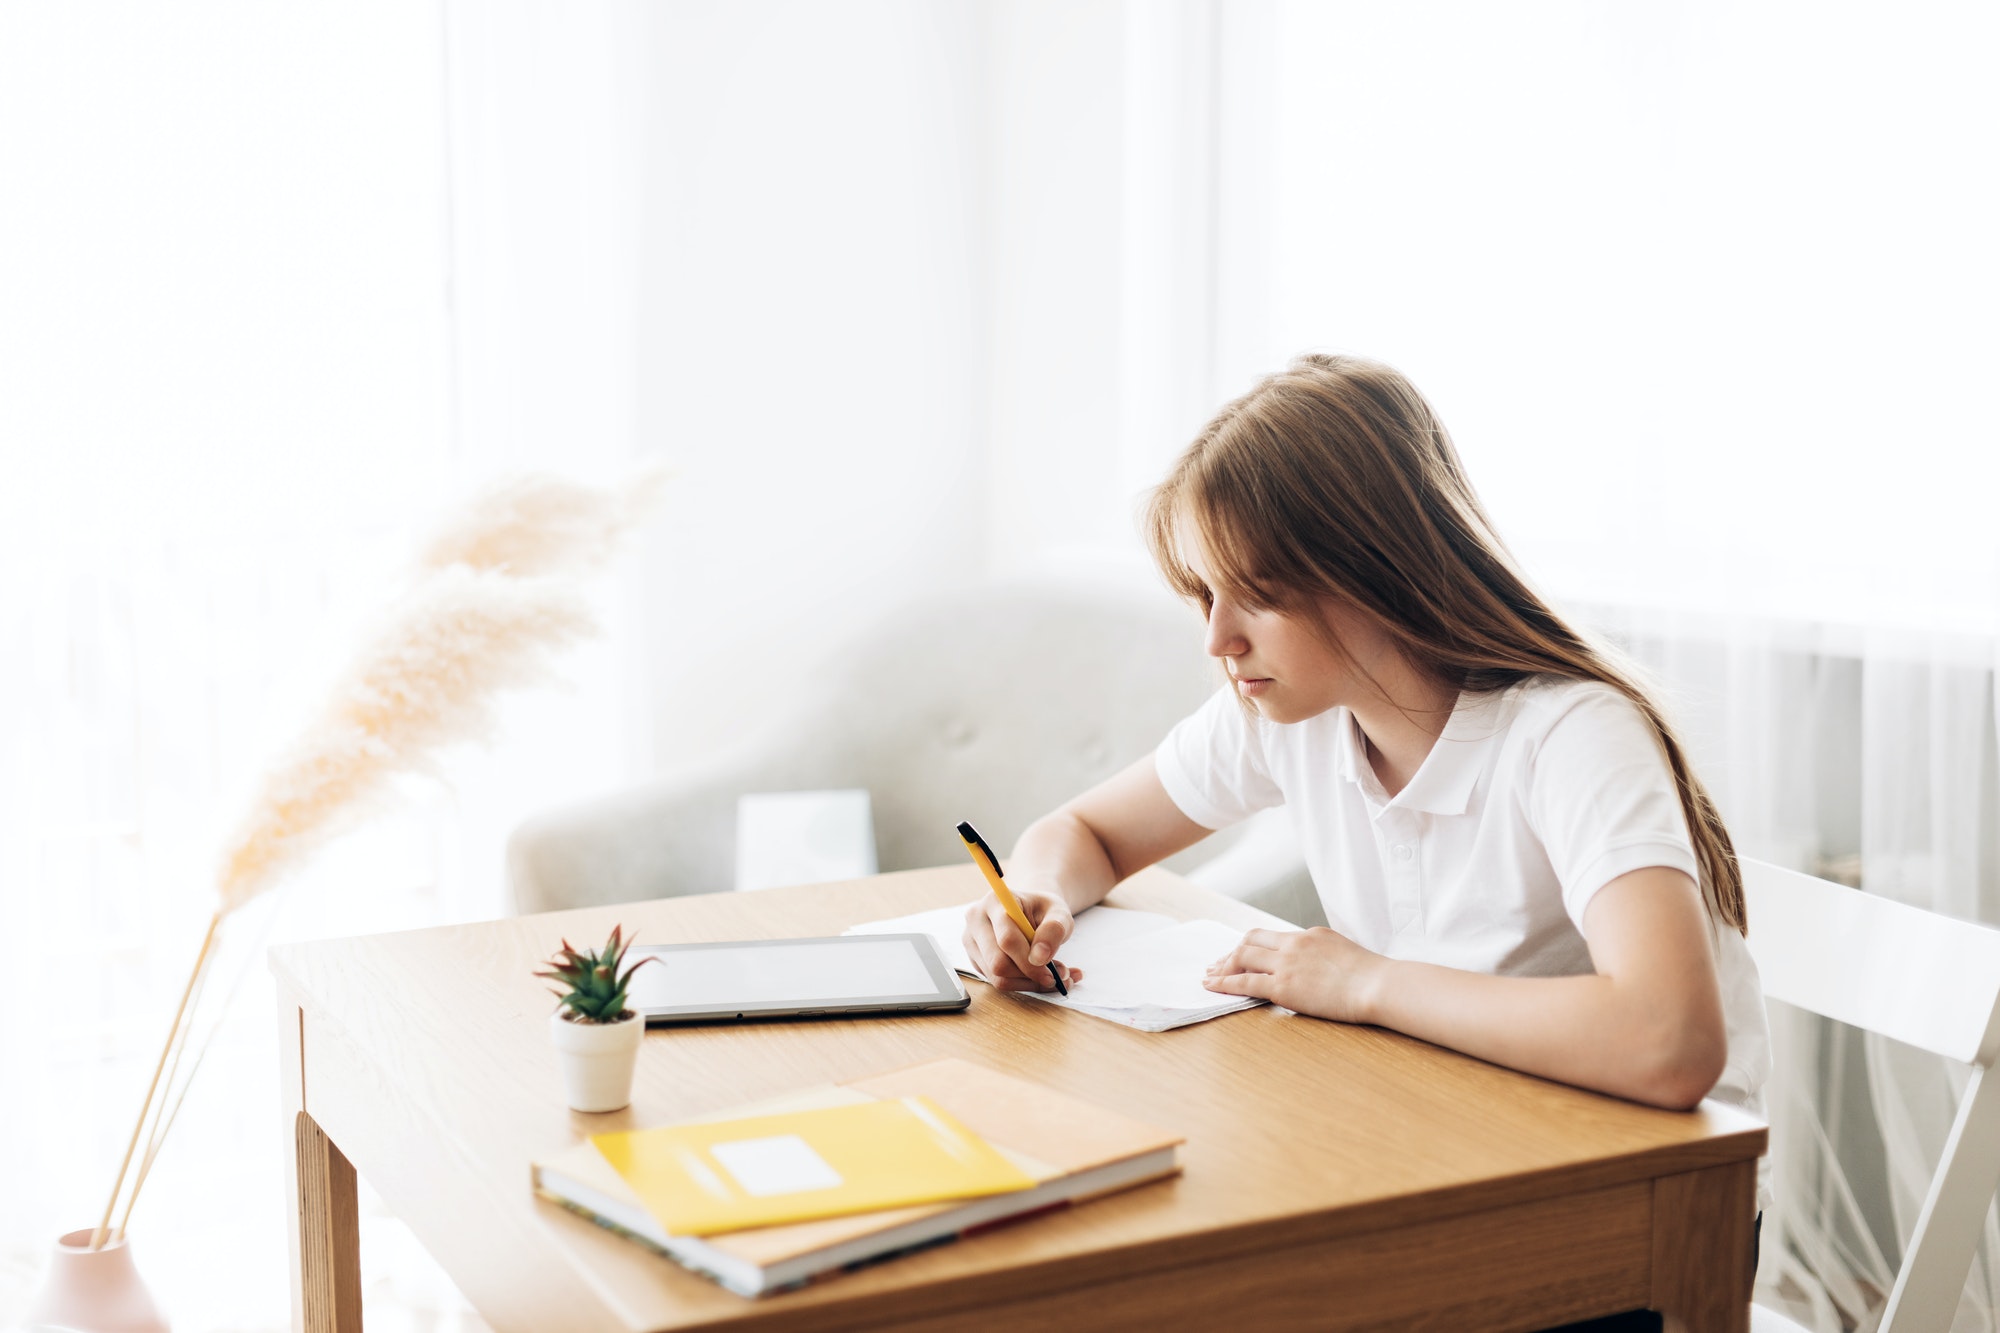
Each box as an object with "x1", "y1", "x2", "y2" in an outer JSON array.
[{"x1": 955, "y1": 820, "x2": 1067, "y2": 996}]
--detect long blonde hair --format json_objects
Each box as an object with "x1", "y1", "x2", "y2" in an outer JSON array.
[{"x1": 1144, "y1": 353, "x2": 1745, "y2": 934}]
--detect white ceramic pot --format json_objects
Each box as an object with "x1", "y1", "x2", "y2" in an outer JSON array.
[
  {"x1": 22, "y1": 1227, "x2": 170, "y2": 1332},
  {"x1": 550, "y1": 1010, "x2": 643, "y2": 1112}
]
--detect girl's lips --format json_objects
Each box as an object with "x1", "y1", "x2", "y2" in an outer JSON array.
[{"x1": 1235, "y1": 677, "x2": 1271, "y2": 697}]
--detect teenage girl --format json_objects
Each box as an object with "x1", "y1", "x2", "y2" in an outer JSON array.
[{"x1": 963, "y1": 352, "x2": 1768, "y2": 1137}]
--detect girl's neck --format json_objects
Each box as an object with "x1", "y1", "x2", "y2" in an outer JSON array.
[{"x1": 1351, "y1": 670, "x2": 1460, "y2": 798}]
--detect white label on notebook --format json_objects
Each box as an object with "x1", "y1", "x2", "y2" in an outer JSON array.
[{"x1": 709, "y1": 1134, "x2": 844, "y2": 1197}]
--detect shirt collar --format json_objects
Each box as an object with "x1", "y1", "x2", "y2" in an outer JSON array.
[{"x1": 1335, "y1": 687, "x2": 1514, "y2": 817}]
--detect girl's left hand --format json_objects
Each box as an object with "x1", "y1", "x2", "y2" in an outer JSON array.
[{"x1": 1203, "y1": 926, "x2": 1390, "y2": 1023}]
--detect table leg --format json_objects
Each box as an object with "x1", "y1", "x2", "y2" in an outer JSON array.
[
  {"x1": 279, "y1": 995, "x2": 363, "y2": 1333},
  {"x1": 1651, "y1": 1160, "x2": 1756, "y2": 1333}
]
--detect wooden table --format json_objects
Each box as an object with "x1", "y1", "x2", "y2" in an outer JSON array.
[{"x1": 271, "y1": 866, "x2": 1765, "y2": 1333}]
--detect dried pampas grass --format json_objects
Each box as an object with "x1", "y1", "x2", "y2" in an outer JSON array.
[
  {"x1": 93, "y1": 471, "x2": 658, "y2": 1249},
  {"x1": 215, "y1": 567, "x2": 593, "y2": 914},
  {"x1": 418, "y1": 468, "x2": 667, "y2": 578}
]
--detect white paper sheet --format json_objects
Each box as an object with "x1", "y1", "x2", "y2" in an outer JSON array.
[
  {"x1": 1053, "y1": 919, "x2": 1250, "y2": 1009},
  {"x1": 846, "y1": 903, "x2": 1265, "y2": 1032}
]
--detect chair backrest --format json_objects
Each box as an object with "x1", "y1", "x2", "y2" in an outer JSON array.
[
  {"x1": 1743, "y1": 859, "x2": 2000, "y2": 1067},
  {"x1": 1741, "y1": 859, "x2": 2000, "y2": 1332}
]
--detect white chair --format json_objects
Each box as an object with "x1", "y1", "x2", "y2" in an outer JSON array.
[{"x1": 1743, "y1": 859, "x2": 2000, "y2": 1333}]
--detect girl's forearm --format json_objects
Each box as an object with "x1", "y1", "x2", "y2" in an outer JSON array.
[
  {"x1": 1006, "y1": 810, "x2": 1121, "y2": 914},
  {"x1": 1362, "y1": 960, "x2": 1726, "y2": 1110}
]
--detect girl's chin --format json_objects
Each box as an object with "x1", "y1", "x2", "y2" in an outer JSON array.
[
  {"x1": 1245, "y1": 694, "x2": 1294, "y2": 722},
  {"x1": 1247, "y1": 694, "x2": 1339, "y2": 726}
]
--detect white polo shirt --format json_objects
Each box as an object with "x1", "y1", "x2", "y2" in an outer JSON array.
[{"x1": 1156, "y1": 674, "x2": 1771, "y2": 1128}]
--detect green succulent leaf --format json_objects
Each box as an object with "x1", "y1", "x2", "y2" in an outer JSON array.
[{"x1": 540, "y1": 922, "x2": 655, "y2": 1021}]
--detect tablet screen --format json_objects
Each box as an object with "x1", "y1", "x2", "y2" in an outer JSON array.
[{"x1": 624, "y1": 934, "x2": 965, "y2": 1022}]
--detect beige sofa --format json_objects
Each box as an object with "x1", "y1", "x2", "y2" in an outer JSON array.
[{"x1": 506, "y1": 578, "x2": 1321, "y2": 925}]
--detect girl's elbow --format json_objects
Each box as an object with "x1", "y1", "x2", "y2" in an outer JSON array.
[{"x1": 1637, "y1": 1020, "x2": 1729, "y2": 1111}]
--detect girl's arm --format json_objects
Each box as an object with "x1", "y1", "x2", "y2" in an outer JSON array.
[
  {"x1": 1204, "y1": 866, "x2": 1729, "y2": 1110},
  {"x1": 965, "y1": 757, "x2": 1212, "y2": 991}
]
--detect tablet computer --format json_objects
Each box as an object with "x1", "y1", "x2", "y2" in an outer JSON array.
[{"x1": 624, "y1": 933, "x2": 970, "y2": 1025}]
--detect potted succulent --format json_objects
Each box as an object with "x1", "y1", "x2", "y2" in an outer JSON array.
[{"x1": 538, "y1": 924, "x2": 657, "y2": 1112}]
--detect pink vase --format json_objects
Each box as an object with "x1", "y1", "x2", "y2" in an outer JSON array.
[{"x1": 21, "y1": 1229, "x2": 170, "y2": 1333}]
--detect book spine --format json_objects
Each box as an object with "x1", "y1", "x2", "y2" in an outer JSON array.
[
  {"x1": 537, "y1": 1192, "x2": 766, "y2": 1299},
  {"x1": 960, "y1": 1198, "x2": 1073, "y2": 1238}
]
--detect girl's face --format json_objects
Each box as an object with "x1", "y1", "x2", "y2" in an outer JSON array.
[{"x1": 1183, "y1": 535, "x2": 1393, "y2": 725}]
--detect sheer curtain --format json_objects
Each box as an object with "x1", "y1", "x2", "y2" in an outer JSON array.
[
  {"x1": 1208, "y1": 2, "x2": 2000, "y2": 1327},
  {"x1": 0, "y1": 5, "x2": 450, "y2": 1322},
  {"x1": 0, "y1": 3, "x2": 652, "y2": 1328}
]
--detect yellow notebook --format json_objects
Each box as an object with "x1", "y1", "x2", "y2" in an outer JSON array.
[
  {"x1": 533, "y1": 1058, "x2": 1184, "y2": 1296},
  {"x1": 590, "y1": 1094, "x2": 1037, "y2": 1236}
]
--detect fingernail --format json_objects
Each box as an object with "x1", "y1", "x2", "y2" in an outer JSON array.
[{"x1": 1029, "y1": 945, "x2": 1049, "y2": 965}]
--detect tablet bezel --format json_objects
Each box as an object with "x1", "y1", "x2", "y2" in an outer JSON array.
[{"x1": 626, "y1": 933, "x2": 970, "y2": 1025}]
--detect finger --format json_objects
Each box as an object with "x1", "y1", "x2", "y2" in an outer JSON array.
[
  {"x1": 1027, "y1": 909, "x2": 1072, "y2": 967},
  {"x1": 989, "y1": 903, "x2": 1041, "y2": 977},
  {"x1": 1239, "y1": 928, "x2": 1290, "y2": 950},
  {"x1": 961, "y1": 902, "x2": 993, "y2": 965},
  {"x1": 1043, "y1": 959, "x2": 1081, "y2": 987},
  {"x1": 964, "y1": 909, "x2": 1021, "y2": 981},
  {"x1": 1017, "y1": 955, "x2": 1079, "y2": 991},
  {"x1": 1205, "y1": 943, "x2": 1281, "y2": 977},
  {"x1": 993, "y1": 961, "x2": 1082, "y2": 993},
  {"x1": 1205, "y1": 970, "x2": 1277, "y2": 999}
]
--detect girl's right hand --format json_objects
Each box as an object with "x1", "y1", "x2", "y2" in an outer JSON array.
[{"x1": 962, "y1": 890, "x2": 1081, "y2": 992}]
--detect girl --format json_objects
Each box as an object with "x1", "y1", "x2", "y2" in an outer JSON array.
[{"x1": 963, "y1": 352, "x2": 1768, "y2": 1134}]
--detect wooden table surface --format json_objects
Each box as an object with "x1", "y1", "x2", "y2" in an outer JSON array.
[{"x1": 271, "y1": 866, "x2": 1765, "y2": 1333}]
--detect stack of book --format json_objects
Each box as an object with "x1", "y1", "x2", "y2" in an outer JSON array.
[{"x1": 531, "y1": 1057, "x2": 1182, "y2": 1297}]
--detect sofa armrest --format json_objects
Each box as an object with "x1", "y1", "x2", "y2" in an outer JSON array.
[{"x1": 506, "y1": 767, "x2": 753, "y2": 916}]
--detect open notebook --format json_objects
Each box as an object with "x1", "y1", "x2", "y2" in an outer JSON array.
[{"x1": 847, "y1": 903, "x2": 1267, "y2": 1032}]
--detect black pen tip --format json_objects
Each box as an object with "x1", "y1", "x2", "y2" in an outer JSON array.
[{"x1": 1050, "y1": 965, "x2": 1067, "y2": 996}]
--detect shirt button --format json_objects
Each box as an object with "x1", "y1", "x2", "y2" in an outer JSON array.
[{"x1": 1393, "y1": 844, "x2": 1414, "y2": 862}]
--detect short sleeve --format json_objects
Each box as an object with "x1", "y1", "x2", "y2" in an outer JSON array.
[
  {"x1": 1525, "y1": 687, "x2": 1700, "y2": 929},
  {"x1": 1154, "y1": 686, "x2": 1285, "y2": 830}
]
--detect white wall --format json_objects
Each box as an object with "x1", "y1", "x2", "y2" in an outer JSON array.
[
  {"x1": 631, "y1": 1, "x2": 994, "y2": 767},
  {"x1": 612, "y1": 1, "x2": 1225, "y2": 773},
  {"x1": 1245, "y1": 0, "x2": 2000, "y2": 634},
  {"x1": 442, "y1": 0, "x2": 661, "y2": 910},
  {"x1": 983, "y1": 0, "x2": 1226, "y2": 584}
]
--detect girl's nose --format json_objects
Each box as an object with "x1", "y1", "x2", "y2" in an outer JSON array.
[{"x1": 1204, "y1": 613, "x2": 1249, "y2": 660}]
